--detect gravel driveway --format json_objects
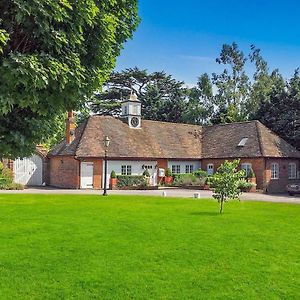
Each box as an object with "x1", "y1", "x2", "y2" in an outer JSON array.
[{"x1": 0, "y1": 187, "x2": 299, "y2": 204}]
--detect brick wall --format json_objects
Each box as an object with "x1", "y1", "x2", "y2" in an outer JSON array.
[
  {"x1": 264, "y1": 158, "x2": 300, "y2": 193},
  {"x1": 49, "y1": 156, "x2": 80, "y2": 188},
  {"x1": 201, "y1": 158, "x2": 265, "y2": 189}
]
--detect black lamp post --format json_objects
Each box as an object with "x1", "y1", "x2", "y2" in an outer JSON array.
[{"x1": 103, "y1": 136, "x2": 110, "y2": 196}]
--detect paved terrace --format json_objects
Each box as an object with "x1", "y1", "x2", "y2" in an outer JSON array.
[{"x1": 0, "y1": 187, "x2": 299, "y2": 205}]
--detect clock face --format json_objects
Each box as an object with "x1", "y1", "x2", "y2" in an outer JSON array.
[{"x1": 131, "y1": 117, "x2": 140, "y2": 127}]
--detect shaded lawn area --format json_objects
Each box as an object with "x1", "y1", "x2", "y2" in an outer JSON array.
[{"x1": 0, "y1": 195, "x2": 299, "y2": 299}]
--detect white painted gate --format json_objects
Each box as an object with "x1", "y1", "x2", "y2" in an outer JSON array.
[
  {"x1": 80, "y1": 162, "x2": 94, "y2": 189},
  {"x1": 13, "y1": 155, "x2": 43, "y2": 186}
]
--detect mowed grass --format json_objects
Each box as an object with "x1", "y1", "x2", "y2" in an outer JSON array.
[{"x1": 0, "y1": 195, "x2": 299, "y2": 299}]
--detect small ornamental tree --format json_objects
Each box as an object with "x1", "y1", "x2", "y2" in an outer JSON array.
[{"x1": 208, "y1": 159, "x2": 246, "y2": 213}]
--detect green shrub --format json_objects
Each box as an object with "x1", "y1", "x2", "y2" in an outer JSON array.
[
  {"x1": 110, "y1": 170, "x2": 117, "y2": 179},
  {"x1": 193, "y1": 169, "x2": 208, "y2": 178},
  {"x1": 143, "y1": 169, "x2": 150, "y2": 177},
  {"x1": 248, "y1": 168, "x2": 256, "y2": 178},
  {"x1": 238, "y1": 180, "x2": 256, "y2": 192},
  {"x1": 165, "y1": 168, "x2": 172, "y2": 177},
  {"x1": 173, "y1": 173, "x2": 206, "y2": 187},
  {"x1": 116, "y1": 175, "x2": 147, "y2": 188}
]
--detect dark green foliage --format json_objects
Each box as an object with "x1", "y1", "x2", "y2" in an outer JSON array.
[
  {"x1": 116, "y1": 175, "x2": 147, "y2": 188},
  {"x1": 248, "y1": 168, "x2": 256, "y2": 179},
  {"x1": 91, "y1": 68, "x2": 189, "y2": 123},
  {"x1": 165, "y1": 168, "x2": 172, "y2": 177},
  {"x1": 0, "y1": 161, "x2": 23, "y2": 189},
  {"x1": 142, "y1": 169, "x2": 150, "y2": 177},
  {"x1": 172, "y1": 173, "x2": 206, "y2": 187},
  {"x1": 193, "y1": 169, "x2": 209, "y2": 178},
  {"x1": 238, "y1": 180, "x2": 256, "y2": 192},
  {"x1": 110, "y1": 170, "x2": 117, "y2": 179},
  {"x1": 0, "y1": 0, "x2": 139, "y2": 158}
]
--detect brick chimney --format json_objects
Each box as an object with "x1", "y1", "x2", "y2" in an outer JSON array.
[{"x1": 66, "y1": 111, "x2": 76, "y2": 144}]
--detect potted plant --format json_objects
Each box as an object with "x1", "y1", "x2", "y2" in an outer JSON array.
[
  {"x1": 143, "y1": 169, "x2": 151, "y2": 185},
  {"x1": 164, "y1": 168, "x2": 173, "y2": 184},
  {"x1": 247, "y1": 168, "x2": 256, "y2": 192},
  {"x1": 109, "y1": 170, "x2": 117, "y2": 189}
]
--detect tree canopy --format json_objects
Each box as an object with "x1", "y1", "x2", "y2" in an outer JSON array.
[{"x1": 0, "y1": 0, "x2": 139, "y2": 158}]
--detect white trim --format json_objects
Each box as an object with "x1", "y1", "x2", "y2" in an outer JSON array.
[
  {"x1": 288, "y1": 162, "x2": 297, "y2": 179},
  {"x1": 271, "y1": 162, "x2": 279, "y2": 180}
]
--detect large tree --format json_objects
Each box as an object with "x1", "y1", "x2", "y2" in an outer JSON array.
[
  {"x1": 0, "y1": 0, "x2": 139, "y2": 158},
  {"x1": 91, "y1": 67, "x2": 190, "y2": 123},
  {"x1": 254, "y1": 70, "x2": 300, "y2": 150}
]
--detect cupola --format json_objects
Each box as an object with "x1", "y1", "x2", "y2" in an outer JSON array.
[{"x1": 120, "y1": 92, "x2": 142, "y2": 129}]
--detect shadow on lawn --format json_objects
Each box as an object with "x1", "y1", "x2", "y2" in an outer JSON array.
[{"x1": 190, "y1": 211, "x2": 221, "y2": 216}]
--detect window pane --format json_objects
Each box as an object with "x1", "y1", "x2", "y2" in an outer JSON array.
[
  {"x1": 127, "y1": 165, "x2": 132, "y2": 175},
  {"x1": 271, "y1": 163, "x2": 279, "y2": 179},
  {"x1": 288, "y1": 163, "x2": 296, "y2": 179},
  {"x1": 121, "y1": 165, "x2": 126, "y2": 175},
  {"x1": 176, "y1": 165, "x2": 181, "y2": 174}
]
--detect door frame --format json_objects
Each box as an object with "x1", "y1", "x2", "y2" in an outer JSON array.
[{"x1": 80, "y1": 162, "x2": 94, "y2": 189}]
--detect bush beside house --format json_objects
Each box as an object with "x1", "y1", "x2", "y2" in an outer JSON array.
[{"x1": 0, "y1": 162, "x2": 24, "y2": 190}]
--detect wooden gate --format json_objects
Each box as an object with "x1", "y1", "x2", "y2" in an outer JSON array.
[{"x1": 13, "y1": 155, "x2": 43, "y2": 186}]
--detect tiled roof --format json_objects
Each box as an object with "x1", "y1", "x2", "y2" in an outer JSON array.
[
  {"x1": 49, "y1": 116, "x2": 202, "y2": 159},
  {"x1": 48, "y1": 116, "x2": 300, "y2": 159}
]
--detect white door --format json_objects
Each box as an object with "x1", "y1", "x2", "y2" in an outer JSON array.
[
  {"x1": 14, "y1": 155, "x2": 43, "y2": 186},
  {"x1": 80, "y1": 162, "x2": 94, "y2": 189},
  {"x1": 207, "y1": 164, "x2": 214, "y2": 175}
]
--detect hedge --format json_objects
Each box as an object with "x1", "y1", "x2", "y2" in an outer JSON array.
[{"x1": 116, "y1": 175, "x2": 147, "y2": 188}]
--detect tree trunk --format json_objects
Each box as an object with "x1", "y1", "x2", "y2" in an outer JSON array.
[{"x1": 220, "y1": 197, "x2": 224, "y2": 214}]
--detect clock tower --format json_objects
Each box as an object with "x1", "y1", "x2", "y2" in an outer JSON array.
[{"x1": 121, "y1": 92, "x2": 142, "y2": 129}]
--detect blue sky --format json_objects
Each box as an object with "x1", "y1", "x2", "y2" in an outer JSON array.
[{"x1": 115, "y1": 0, "x2": 300, "y2": 85}]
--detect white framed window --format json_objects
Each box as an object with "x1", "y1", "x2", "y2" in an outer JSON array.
[
  {"x1": 185, "y1": 165, "x2": 194, "y2": 173},
  {"x1": 172, "y1": 165, "x2": 181, "y2": 174},
  {"x1": 241, "y1": 163, "x2": 252, "y2": 177},
  {"x1": 121, "y1": 165, "x2": 132, "y2": 175},
  {"x1": 288, "y1": 163, "x2": 297, "y2": 179},
  {"x1": 271, "y1": 163, "x2": 279, "y2": 179}
]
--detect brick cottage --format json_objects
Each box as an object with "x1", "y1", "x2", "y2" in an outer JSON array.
[{"x1": 47, "y1": 94, "x2": 300, "y2": 193}]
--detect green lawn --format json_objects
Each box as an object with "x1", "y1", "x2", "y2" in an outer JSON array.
[{"x1": 0, "y1": 195, "x2": 299, "y2": 299}]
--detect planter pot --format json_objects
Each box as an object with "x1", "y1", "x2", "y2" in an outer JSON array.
[
  {"x1": 164, "y1": 176, "x2": 173, "y2": 184},
  {"x1": 203, "y1": 184, "x2": 210, "y2": 190},
  {"x1": 248, "y1": 177, "x2": 256, "y2": 192},
  {"x1": 109, "y1": 178, "x2": 118, "y2": 189}
]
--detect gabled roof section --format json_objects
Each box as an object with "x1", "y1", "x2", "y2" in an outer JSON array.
[
  {"x1": 256, "y1": 121, "x2": 300, "y2": 158},
  {"x1": 48, "y1": 120, "x2": 88, "y2": 156},
  {"x1": 202, "y1": 121, "x2": 262, "y2": 158},
  {"x1": 75, "y1": 116, "x2": 202, "y2": 159}
]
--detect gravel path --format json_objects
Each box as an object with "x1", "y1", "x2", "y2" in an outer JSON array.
[{"x1": 0, "y1": 187, "x2": 299, "y2": 204}]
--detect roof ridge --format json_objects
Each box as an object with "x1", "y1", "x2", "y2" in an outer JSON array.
[
  {"x1": 203, "y1": 120, "x2": 258, "y2": 128},
  {"x1": 90, "y1": 115, "x2": 202, "y2": 127}
]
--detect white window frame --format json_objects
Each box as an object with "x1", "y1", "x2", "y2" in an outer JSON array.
[
  {"x1": 271, "y1": 163, "x2": 279, "y2": 180},
  {"x1": 241, "y1": 163, "x2": 252, "y2": 177},
  {"x1": 121, "y1": 165, "x2": 132, "y2": 175},
  {"x1": 172, "y1": 165, "x2": 181, "y2": 174},
  {"x1": 185, "y1": 165, "x2": 194, "y2": 174},
  {"x1": 288, "y1": 163, "x2": 297, "y2": 179}
]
